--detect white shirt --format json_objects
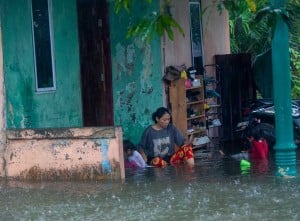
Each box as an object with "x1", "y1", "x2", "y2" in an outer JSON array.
[{"x1": 128, "y1": 150, "x2": 147, "y2": 168}]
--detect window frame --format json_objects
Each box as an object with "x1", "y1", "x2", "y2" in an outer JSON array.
[
  {"x1": 31, "y1": 0, "x2": 56, "y2": 93},
  {"x1": 189, "y1": 1, "x2": 205, "y2": 69}
]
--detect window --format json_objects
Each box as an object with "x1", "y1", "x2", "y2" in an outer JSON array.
[
  {"x1": 31, "y1": 0, "x2": 56, "y2": 92},
  {"x1": 189, "y1": 1, "x2": 204, "y2": 72}
]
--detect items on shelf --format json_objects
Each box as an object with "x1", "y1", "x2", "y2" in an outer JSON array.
[
  {"x1": 167, "y1": 65, "x2": 208, "y2": 151},
  {"x1": 206, "y1": 89, "x2": 221, "y2": 98},
  {"x1": 203, "y1": 64, "x2": 223, "y2": 144},
  {"x1": 207, "y1": 118, "x2": 222, "y2": 127},
  {"x1": 186, "y1": 91, "x2": 201, "y2": 102},
  {"x1": 204, "y1": 76, "x2": 218, "y2": 84},
  {"x1": 163, "y1": 65, "x2": 185, "y2": 82},
  {"x1": 192, "y1": 135, "x2": 210, "y2": 146}
]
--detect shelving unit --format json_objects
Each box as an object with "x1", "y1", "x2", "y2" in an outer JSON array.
[
  {"x1": 203, "y1": 64, "x2": 223, "y2": 148},
  {"x1": 168, "y1": 75, "x2": 210, "y2": 153}
]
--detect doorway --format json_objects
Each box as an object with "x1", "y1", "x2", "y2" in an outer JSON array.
[
  {"x1": 77, "y1": 0, "x2": 113, "y2": 126},
  {"x1": 215, "y1": 54, "x2": 254, "y2": 143}
]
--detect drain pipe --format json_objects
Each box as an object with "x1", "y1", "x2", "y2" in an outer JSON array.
[
  {"x1": 0, "y1": 20, "x2": 7, "y2": 177},
  {"x1": 271, "y1": 0, "x2": 297, "y2": 177}
]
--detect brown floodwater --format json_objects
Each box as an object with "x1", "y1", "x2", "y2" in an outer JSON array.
[{"x1": 0, "y1": 151, "x2": 299, "y2": 221}]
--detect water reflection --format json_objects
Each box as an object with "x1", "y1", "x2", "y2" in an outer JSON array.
[{"x1": 0, "y1": 155, "x2": 299, "y2": 221}]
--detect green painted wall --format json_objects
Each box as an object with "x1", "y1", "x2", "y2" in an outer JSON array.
[
  {"x1": 0, "y1": 0, "x2": 82, "y2": 129},
  {"x1": 0, "y1": 0, "x2": 164, "y2": 143},
  {"x1": 109, "y1": 1, "x2": 163, "y2": 143}
]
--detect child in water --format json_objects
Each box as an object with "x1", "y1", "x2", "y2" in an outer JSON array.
[
  {"x1": 220, "y1": 125, "x2": 269, "y2": 162},
  {"x1": 123, "y1": 139, "x2": 147, "y2": 168},
  {"x1": 247, "y1": 125, "x2": 269, "y2": 173},
  {"x1": 247, "y1": 125, "x2": 269, "y2": 161},
  {"x1": 221, "y1": 125, "x2": 269, "y2": 173}
]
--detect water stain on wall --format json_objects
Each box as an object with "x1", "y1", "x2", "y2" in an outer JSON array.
[{"x1": 114, "y1": 43, "x2": 136, "y2": 80}]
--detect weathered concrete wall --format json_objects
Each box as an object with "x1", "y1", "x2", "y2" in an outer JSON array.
[
  {"x1": 108, "y1": 0, "x2": 230, "y2": 143},
  {"x1": 4, "y1": 127, "x2": 125, "y2": 181},
  {"x1": 0, "y1": 0, "x2": 230, "y2": 144},
  {"x1": 163, "y1": 0, "x2": 192, "y2": 68},
  {"x1": 201, "y1": 1, "x2": 230, "y2": 65},
  {"x1": 109, "y1": 0, "x2": 164, "y2": 142},
  {"x1": 0, "y1": 0, "x2": 83, "y2": 129},
  {"x1": 0, "y1": 18, "x2": 6, "y2": 177},
  {"x1": 163, "y1": 0, "x2": 230, "y2": 69},
  {"x1": 159, "y1": 0, "x2": 230, "y2": 141}
]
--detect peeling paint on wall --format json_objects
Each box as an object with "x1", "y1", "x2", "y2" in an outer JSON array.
[
  {"x1": 112, "y1": 38, "x2": 163, "y2": 140},
  {"x1": 8, "y1": 102, "x2": 14, "y2": 128},
  {"x1": 135, "y1": 38, "x2": 153, "y2": 80},
  {"x1": 110, "y1": 0, "x2": 163, "y2": 142},
  {"x1": 114, "y1": 39, "x2": 155, "y2": 95},
  {"x1": 116, "y1": 82, "x2": 137, "y2": 106},
  {"x1": 3, "y1": 127, "x2": 124, "y2": 180},
  {"x1": 51, "y1": 140, "x2": 71, "y2": 149},
  {"x1": 1, "y1": 1, "x2": 83, "y2": 129},
  {"x1": 100, "y1": 139, "x2": 112, "y2": 174},
  {"x1": 114, "y1": 43, "x2": 136, "y2": 80},
  {"x1": 0, "y1": 20, "x2": 5, "y2": 177}
]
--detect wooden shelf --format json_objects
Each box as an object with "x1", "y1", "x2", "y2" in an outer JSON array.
[
  {"x1": 186, "y1": 100, "x2": 205, "y2": 105},
  {"x1": 187, "y1": 128, "x2": 206, "y2": 135},
  {"x1": 186, "y1": 85, "x2": 202, "y2": 91},
  {"x1": 187, "y1": 114, "x2": 205, "y2": 120},
  {"x1": 208, "y1": 125, "x2": 222, "y2": 128},
  {"x1": 208, "y1": 104, "x2": 221, "y2": 108},
  {"x1": 168, "y1": 76, "x2": 207, "y2": 145},
  {"x1": 192, "y1": 143, "x2": 209, "y2": 149},
  {"x1": 205, "y1": 112, "x2": 219, "y2": 116}
]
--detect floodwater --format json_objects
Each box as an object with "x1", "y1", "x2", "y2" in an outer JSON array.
[{"x1": 0, "y1": 152, "x2": 300, "y2": 221}]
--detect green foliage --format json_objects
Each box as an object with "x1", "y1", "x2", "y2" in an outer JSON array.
[
  {"x1": 112, "y1": 0, "x2": 153, "y2": 13},
  {"x1": 219, "y1": 0, "x2": 271, "y2": 56},
  {"x1": 290, "y1": 40, "x2": 300, "y2": 98},
  {"x1": 112, "y1": 0, "x2": 300, "y2": 97},
  {"x1": 221, "y1": 0, "x2": 300, "y2": 98},
  {"x1": 112, "y1": 0, "x2": 184, "y2": 42},
  {"x1": 112, "y1": 0, "x2": 133, "y2": 13},
  {"x1": 126, "y1": 11, "x2": 184, "y2": 42}
]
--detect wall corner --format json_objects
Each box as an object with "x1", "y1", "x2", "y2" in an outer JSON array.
[{"x1": 0, "y1": 19, "x2": 7, "y2": 178}]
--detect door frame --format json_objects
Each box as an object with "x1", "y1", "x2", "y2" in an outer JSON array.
[{"x1": 77, "y1": 0, "x2": 113, "y2": 126}]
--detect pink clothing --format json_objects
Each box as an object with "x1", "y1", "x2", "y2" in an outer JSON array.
[
  {"x1": 124, "y1": 160, "x2": 140, "y2": 168},
  {"x1": 128, "y1": 150, "x2": 147, "y2": 168},
  {"x1": 250, "y1": 139, "x2": 269, "y2": 160}
]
